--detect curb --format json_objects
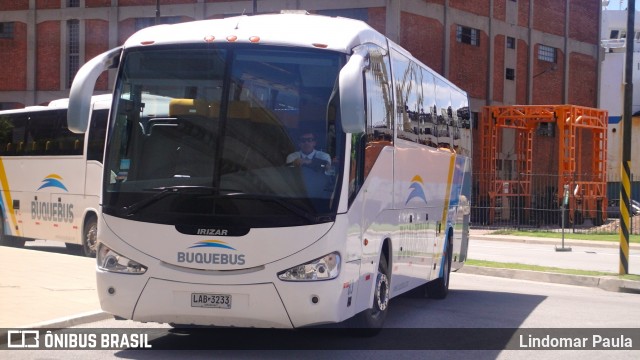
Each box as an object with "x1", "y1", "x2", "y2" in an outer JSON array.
[
  {"x1": 22, "y1": 310, "x2": 112, "y2": 329},
  {"x1": 0, "y1": 311, "x2": 112, "y2": 346},
  {"x1": 458, "y1": 265, "x2": 640, "y2": 294},
  {"x1": 470, "y1": 234, "x2": 640, "y2": 250}
]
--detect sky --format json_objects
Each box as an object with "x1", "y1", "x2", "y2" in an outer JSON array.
[{"x1": 606, "y1": 0, "x2": 635, "y2": 10}]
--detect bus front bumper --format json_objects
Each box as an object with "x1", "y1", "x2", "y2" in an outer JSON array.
[{"x1": 97, "y1": 267, "x2": 362, "y2": 328}]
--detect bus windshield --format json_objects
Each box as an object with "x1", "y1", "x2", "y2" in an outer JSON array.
[{"x1": 103, "y1": 45, "x2": 346, "y2": 228}]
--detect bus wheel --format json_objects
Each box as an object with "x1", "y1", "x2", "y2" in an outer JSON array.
[
  {"x1": 82, "y1": 216, "x2": 98, "y2": 258},
  {"x1": 426, "y1": 239, "x2": 452, "y2": 299},
  {"x1": 0, "y1": 212, "x2": 25, "y2": 248},
  {"x1": 349, "y1": 254, "x2": 390, "y2": 332}
]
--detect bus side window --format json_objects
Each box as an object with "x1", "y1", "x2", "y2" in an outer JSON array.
[
  {"x1": 419, "y1": 68, "x2": 437, "y2": 148},
  {"x1": 0, "y1": 115, "x2": 10, "y2": 155},
  {"x1": 45, "y1": 140, "x2": 54, "y2": 154},
  {"x1": 349, "y1": 45, "x2": 394, "y2": 205},
  {"x1": 87, "y1": 109, "x2": 109, "y2": 162},
  {"x1": 0, "y1": 113, "x2": 24, "y2": 156},
  {"x1": 435, "y1": 79, "x2": 453, "y2": 149}
]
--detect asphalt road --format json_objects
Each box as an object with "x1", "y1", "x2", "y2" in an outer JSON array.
[{"x1": 4, "y1": 272, "x2": 639, "y2": 359}]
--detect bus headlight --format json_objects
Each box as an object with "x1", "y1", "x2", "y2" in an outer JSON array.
[
  {"x1": 97, "y1": 243, "x2": 147, "y2": 274},
  {"x1": 277, "y1": 252, "x2": 341, "y2": 281}
]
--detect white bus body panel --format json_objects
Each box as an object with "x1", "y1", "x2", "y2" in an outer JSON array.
[
  {"x1": 0, "y1": 96, "x2": 108, "y2": 246},
  {"x1": 89, "y1": 14, "x2": 470, "y2": 327},
  {"x1": 123, "y1": 14, "x2": 387, "y2": 55},
  {"x1": 97, "y1": 213, "x2": 365, "y2": 328},
  {"x1": 96, "y1": 139, "x2": 467, "y2": 327},
  {"x1": 1, "y1": 158, "x2": 88, "y2": 242}
]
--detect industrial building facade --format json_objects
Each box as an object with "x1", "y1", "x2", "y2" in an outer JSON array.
[
  {"x1": 1, "y1": 1, "x2": 605, "y2": 197},
  {"x1": 0, "y1": 0, "x2": 602, "y2": 110},
  {"x1": 0, "y1": 0, "x2": 616, "y2": 228}
]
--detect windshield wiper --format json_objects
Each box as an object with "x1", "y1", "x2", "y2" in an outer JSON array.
[
  {"x1": 224, "y1": 192, "x2": 322, "y2": 223},
  {"x1": 119, "y1": 187, "x2": 327, "y2": 223},
  {"x1": 119, "y1": 185, "x2": 232, "y2": 217}
]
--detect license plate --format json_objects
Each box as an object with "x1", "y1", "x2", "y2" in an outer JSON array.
[{"x1": 191, "y1": 293, "x2": 232, "y2": 309}]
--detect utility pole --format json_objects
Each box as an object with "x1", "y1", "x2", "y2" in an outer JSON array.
[
  {"x1": 620, "y1": 0, "x2": 634, "y2": 275},
  {"x1": 155, "y1": 0, "x2": 161, "y2": 25}
]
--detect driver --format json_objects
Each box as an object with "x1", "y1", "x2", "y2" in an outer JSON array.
[{"x1": 286, "y1": 130, "x2": 332, "y2": 172}]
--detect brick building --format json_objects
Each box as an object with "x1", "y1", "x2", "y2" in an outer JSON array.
[
  {"x1": 0, "y1": 1, "x2": 602, "y2": 106},
  {"x1": 0, "y1": 0, "x2": 602, "y2": 179}
]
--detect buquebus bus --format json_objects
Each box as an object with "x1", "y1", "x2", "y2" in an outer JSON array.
[
  {"x1": 0, "y1": 95, "x2": 109, "y2": 257},
  {"x1": 68, "y1": 12, "x2": 472, "y2": 329}
]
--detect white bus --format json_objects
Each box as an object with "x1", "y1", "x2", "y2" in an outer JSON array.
[
  {"x1": 68, "y1": 12, "x2": 472, "y2": 330},
  {"x1": 0, "y1": 95, "x2": 109, "y2": 257}
]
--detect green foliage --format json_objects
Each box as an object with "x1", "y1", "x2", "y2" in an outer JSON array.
[
  {"x1": 467, "y1": 259, "x2": 640, "y2": 281},
  {"x1": 489, "y1": 229, "x2": 640, "y2": 243}
]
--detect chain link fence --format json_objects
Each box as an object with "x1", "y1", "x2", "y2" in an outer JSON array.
[{"x1": 471, "y1": 173, "x2": 639, "y2": 235}]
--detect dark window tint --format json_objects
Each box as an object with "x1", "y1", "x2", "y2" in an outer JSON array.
[
  {"x1": 0, "y1": 109, "x2": 84, "y2": 156},
  {"x1": 87, "y1": 109, "x2": 108, "y2": 162}
]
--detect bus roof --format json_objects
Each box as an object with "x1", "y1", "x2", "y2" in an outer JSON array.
[
  {"x1": 48, "y1": 94, "x2": 112, "y2": 109},
  {"x1": 0, "y1": 94, "x2": 112, "y2": 115},
  {"x1": 124, "y1": 12, "x2": 389, "y2": 54},
  {"x1": 0, "y1": 106, "x2": 50, "y2": 115}
]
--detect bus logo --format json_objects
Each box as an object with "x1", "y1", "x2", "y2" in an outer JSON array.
[
  {"x1": 37, "y1": 174, "x2": 68, "y2": 192},
  {"x1": 405, "y1": 175, "x2": 428, "y2": 205},
  {"x1": 179, "y1": 240, "x2": 246, "y2": 265},
  {"x1": 189, "y1": 240, "x2": 236, "y2": 250}
]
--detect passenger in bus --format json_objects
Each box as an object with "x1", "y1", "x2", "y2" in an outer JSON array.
[{"x1": 286, "y1": 130, "x2": 332, "y2": 173}]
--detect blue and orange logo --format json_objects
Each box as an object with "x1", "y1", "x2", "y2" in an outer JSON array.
[
  {"x1": 37, "y1": 174, "x2": 68, "y2": 192},
  {"x1": 189, "y1": 240, "x2": 236, "y2": 250},
  {"x1": 405, "y1": 175, "x2": 428, "y2": 206}
]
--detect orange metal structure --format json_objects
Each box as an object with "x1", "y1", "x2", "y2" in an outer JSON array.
[{"x1": 479, "y1": 105, "x2": 608, "y2": 225}]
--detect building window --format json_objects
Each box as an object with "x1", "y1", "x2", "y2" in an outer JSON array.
[
  {"x1": 67, "y1": 20, "x2": 80, "y2": 89},
  {"x1": 506, "y1": 36, "x2": 516, "y2": 49},
  {"x1": 505, "y1": 68, "x2": 515, "y2": 80},
  {"x1": 67, "y1": 0, "x2": 80, "y2": 7},
  {"x1": 0, "y1": 22, "x2": 14, "y2": 39},
  {"x1": 538, "y1": 45, "x2": 556, "y2": 63},
  {"x1": 610, "y1": 30, "x2": 619, "y2": 39},
  {"x1": 456, "y1": 25, "x2": 480, "y2": 46}
]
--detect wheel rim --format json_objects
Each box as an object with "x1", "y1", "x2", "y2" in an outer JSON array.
[
  {"x1": 85, "y1": 223, "x2": 97, "y2": 254},
  {"x1": 0, "y1": 214, "x2": 4, "y2": 242},
  {"x1": 375, "y1": 272, "x2": 390, "y2": 312},
  {"x1": 443, "y1": 252, "x2": 450, "y2": 286},
  {"x1": 443, "y1": 243, "x2": 452, "y2": 288}
]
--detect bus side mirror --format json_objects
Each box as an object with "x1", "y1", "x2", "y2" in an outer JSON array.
[
  {"x1": 339, "y1": 46, "x2": 367, "y2": 134},
  {"x1": 68, "y1": 47, "x2": 122, "y2": 133}
]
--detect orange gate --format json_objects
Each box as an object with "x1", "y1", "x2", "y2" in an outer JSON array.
[{"x1": 478, "y1": 105, "x2": 607, "y2": 225}]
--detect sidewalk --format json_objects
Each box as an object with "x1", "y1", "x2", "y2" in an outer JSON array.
[
  {"x1": 469, "y1": 228, "x2": 640, "y2": 250},
  {"x1": 0, "y1": 246, "x2": 109, "y2": 329},
  {"x1": 464, "y1": 229, "x2": 640, "y2": 294},
  {"x1": 0, "y1": 231, "x2": 638, "y2": 330}
]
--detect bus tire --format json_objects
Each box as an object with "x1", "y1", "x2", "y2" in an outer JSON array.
[
  {"x1": 81, "y1": 215, "x2": 98, "y2": 258},
  {"x1": 348, "y1": 254, "x2": 390, "y2": 333},
  {"x1": 426, "y1": 237, "x2": 452, "y2": 299},
  {"x1": 0, "y1": 211, "x2": 25, "y2": 248}
]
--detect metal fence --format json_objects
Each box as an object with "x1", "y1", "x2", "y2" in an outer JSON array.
[{"x1": 470, "y1": 173, "x2": 639, "y2": 235}]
